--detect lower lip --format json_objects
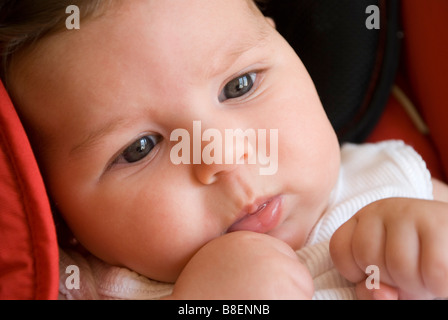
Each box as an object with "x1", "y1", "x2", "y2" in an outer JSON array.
[{"x1": 227, "y1": 195, "x2": 283, "y2": 234}]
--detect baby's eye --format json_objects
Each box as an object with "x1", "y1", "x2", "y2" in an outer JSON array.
[
  {"x1": 113, "y1": 135, "x2": 161, "y2": 165},
  {"x1": 219, "y1": 72, "x2": 256, "y2": 102}
]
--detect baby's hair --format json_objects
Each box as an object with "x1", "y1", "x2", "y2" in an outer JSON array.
[{"x1": 0, "y1": 0, "x2": 112, "y2": 87}]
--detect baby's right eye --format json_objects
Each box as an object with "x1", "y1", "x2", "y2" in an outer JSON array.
[
  {"x1": 219, "y1": 72, "x2": 257, "y2": 102},
  {"x1": 112, "y1": 135, "x2": 162, "y2": 166}
]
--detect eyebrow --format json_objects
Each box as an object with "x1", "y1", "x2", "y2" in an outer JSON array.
[
  {"x1": 206, "y1": 23, "x2": 270, "y2": 78},
  {"x1": 69, "y1": 115, "x2": 139, "y2": 157}
]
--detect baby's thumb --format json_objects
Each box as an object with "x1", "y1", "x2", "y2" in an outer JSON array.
[{"x1": 355, "y1": 281, "x2": 399, "y2": 300}]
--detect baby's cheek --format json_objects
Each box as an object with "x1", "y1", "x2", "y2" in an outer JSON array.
[{"x1": 129, "y1": 222, "x2": 220, "y2": 282}]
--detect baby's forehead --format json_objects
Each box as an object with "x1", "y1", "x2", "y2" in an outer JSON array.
[{"x1": 79, "y1": 0, "x2": 269, "y2": 73}]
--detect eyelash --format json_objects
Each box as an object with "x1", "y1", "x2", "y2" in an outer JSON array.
[{"x1": 108, "y1": 134, "x2": 162, "y2": 170}]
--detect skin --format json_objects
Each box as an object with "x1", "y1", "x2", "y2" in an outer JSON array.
[
  {"x1": 8, "y1": 0, "x2": 448, "y2": 299},
  {"x1": 169, "y1": 231, "x2": 314, "y2": 299}
]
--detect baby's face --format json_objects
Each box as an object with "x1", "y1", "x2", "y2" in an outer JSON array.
[{"x1": 11, "y1": 0, "x2": 340, "y2": 282}]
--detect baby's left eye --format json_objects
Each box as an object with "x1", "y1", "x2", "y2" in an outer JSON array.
[
  {"x1": 110, "y1": 135, "x2": 161, "y2": 169},
  {"x1": 219, "y1": 72, "x2": 256, "y2": 102},
  {"x1": 121, "y1": 136, "x2": 157, "y2": 163}
]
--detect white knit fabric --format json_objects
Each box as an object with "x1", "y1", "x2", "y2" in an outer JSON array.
[
  {"x1": 59, "y1": 140, "x2": 433, "y2": 300},
  {"x1": 299, "y1": 140, "x2": 433, "y2": 299}
]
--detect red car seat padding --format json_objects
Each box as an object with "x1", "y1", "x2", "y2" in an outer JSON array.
[
  {"x1": 0, "y1": 80, "x2": 59, "y2": 299},
  {"x1": 400, "y1": 0, "x2": 448, "y2": 180}
]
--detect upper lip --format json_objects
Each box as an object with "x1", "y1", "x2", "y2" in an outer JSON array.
[{"x1": 231, "y1": 195, "x2": 276, "y2": 225}]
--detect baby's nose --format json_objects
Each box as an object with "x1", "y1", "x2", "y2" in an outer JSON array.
[{"x1": 193, "y1": 131, "x2": 255, "y2": 185}]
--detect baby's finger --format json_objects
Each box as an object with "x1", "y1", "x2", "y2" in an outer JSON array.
[
  {"x1": 383, "y1": 216, "x2": 422, "y2": 295},
  {"x1": 330, "y1": 217, "x2": 365, "y2": 283},
  {"x1": 420, "y1": 216, "x2": 448, "y2": 298},
  {"x1": 350, "y1": 208, "x2": 394, "y2": 285}
]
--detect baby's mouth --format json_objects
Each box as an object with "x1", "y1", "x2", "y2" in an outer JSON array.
[
  {"x1": 249, "y1": 202, "x2": 268, "y2": 215},
  {"x1": 227, "y1": 195, "x2": 283, "y2": 234}
]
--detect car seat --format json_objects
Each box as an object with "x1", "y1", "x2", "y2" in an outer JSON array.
[{"x1": 0, "y1": 0, "x2": 447, "y2": 299}]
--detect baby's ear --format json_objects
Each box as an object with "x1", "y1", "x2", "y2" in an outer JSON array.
[{"x1": 265, "y1": 17, "x2": 276, "y2": 29}]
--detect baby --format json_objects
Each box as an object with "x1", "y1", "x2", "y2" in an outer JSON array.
[{"x1": 1, "y1": 0, "x2": 448, "y2": 299}]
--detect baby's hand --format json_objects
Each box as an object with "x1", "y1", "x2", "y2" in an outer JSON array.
[
  {"x1": 330, "y1": 198, "x2": 448, "y2": 300},
  {"x1": 167, "y1": 231, "x2": 314, "y2": 299}
]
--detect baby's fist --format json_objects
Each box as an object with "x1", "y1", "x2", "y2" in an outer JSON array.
[{"x1": 171, "y1": 231, "x2": 314, "y2": 299}]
